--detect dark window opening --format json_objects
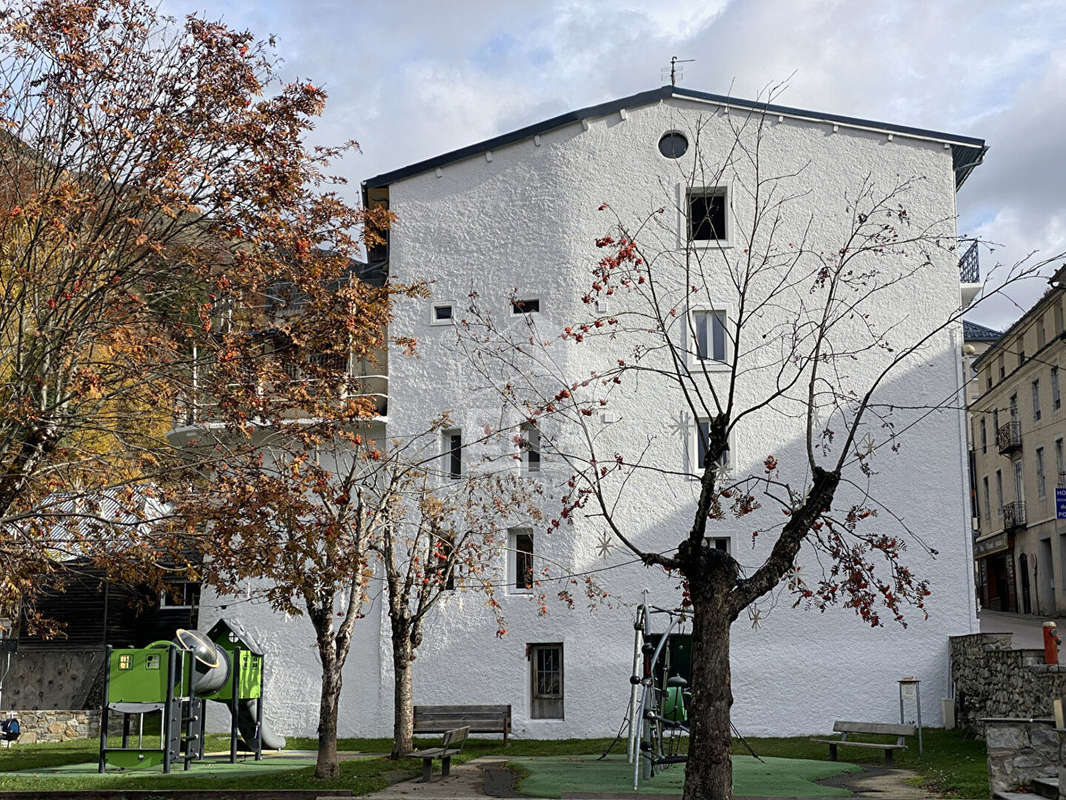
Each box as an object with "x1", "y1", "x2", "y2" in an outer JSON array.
[
  {"x1": 697, "y1": 420, "x2": 730, "y2": 471},
  {"x1": 529, "y1": 643, "x2": 563, "y2": 719},
  {"x1": 160, "y1": 581, "x2": 200, "y2": 610},
  {"x1": 514, "y1": 532, "x2": 534, "y2": 590},
  {"x1": 434, "y1": 304, "x2": 453, "y2": 322},
  {"x1": 688, "y1": 190, "x2": 727, "y2": 242},
  {"x1": 512, "y1": 298, "x2": 540, "y2": 314},
  {"x1": 445, "y1": 430, "x2": 462, "y2": 479},
  {"x1": 521, "y1": 423, "x2": 541, "y2": 473}
]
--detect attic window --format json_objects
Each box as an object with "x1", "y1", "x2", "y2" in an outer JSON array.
[
  {"x1": 432, "y1": 304, "x2": 454, "y2": 325},
  {"x1": 658, "y1": 132, "x2": 688, "y2": 159},
  {"x1": 512, "y1": 298, "x2": 540, "y2": 315}
]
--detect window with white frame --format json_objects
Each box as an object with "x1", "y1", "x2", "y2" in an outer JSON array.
[
  {"x1": 520, "y1": 422, "x2": 541, "y2": 474},
  {"x1": 511, "y1": 298, "x2": 540, "y2": 315},
  {"x1": 160, "y1": 581, "x2": 200, "y2": 610},
  {"x1": 443, "y1": 429, "x2": 462, "y2": 479},
  {"x1": 706, "y1": 536, "x2": 731, "y2": 553},
  {"x1": 692, "y1": 309, "x2": 729, "y2": 364},
  {"x1": 1037, "y1": 446, "x2": 1047, "y2": 500},
  {"x1": 687, "y1": 187, "x2": 728, "y2": 243},
  {"x1": 529, "y1": 643, "x2": 564, "y2": 719},
  {"x1": 431, "y1": 303, "x2": 454, "y2": 325},
  {"x1": 695, "y1": 419, "x2": 731, "y2": 473},
  {"x1": 509, "y1": 529, "x2": 534, "y2": 592}
]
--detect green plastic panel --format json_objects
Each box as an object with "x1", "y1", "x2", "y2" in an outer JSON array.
[
  {"x1": 208, "y1": 650, "x2": 262, "y2": 701},
  {"x1": 108, "y1": 649, "x2": 172, "y2": 704},
  {"x1": 106, "y1": 749, "x2": 165, "y2": 770}
]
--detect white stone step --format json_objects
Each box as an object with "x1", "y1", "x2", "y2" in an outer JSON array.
[
  {"x1": 1032, "y1": 775, "x2": 1059, "y2": 799},
  {"x1": 994, "y1": 792, "x2": 1048, "y2": 800}
]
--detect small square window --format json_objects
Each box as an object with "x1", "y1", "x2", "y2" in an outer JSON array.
[
  {"x1": 432, "y1": 304, "x2": 454, "y2": 324},
  {"x1": 160, "y1": 582, "x2": 200, "y2": 610},
  {"x1": 512, "y1": 298, "x2": 540, "y2": 315},
  {"x1": 688, "y1": 188, "x2": 728, "y2": 242},
  {"x1": 707, "y1": 536, "x2": 731, "y2": 553},
  {"x1": 118, "y1": 654, "x2": 133, "y2": 670},
  {"x1": 145, "y1": 654, "x2": 161, "y2": 670}
]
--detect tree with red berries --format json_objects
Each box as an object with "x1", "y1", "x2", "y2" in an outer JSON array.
[{"x1": 457, "y1": 102, "x2": 1057, "y2": 800}]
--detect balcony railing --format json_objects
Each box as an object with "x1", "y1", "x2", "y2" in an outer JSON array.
[
  {"x1": 1002, "y1": 500, "x2": 1026, "y2": 531},
  {"x1": 997, "y1": 421, "x2": 1022, "y2": 455},
  {"x1": 959, "y1": 241, "x2": 980, "y2": 283}
]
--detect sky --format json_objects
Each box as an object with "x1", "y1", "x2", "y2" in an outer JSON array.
[{"x1": 162, "y1": 0, "x2": 1066, "y2": 331}]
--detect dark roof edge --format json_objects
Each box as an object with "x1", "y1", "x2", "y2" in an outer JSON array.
[{"x1": 362, "y1": 85, "x2": 987, "y2": 190}]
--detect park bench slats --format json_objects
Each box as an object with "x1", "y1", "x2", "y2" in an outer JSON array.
[
  {"x1": 811, "y1": 719, "x2": 916, "y2": 765},
  {"x1": 413, "y1": 704, "x2": 511, "y2": 742},
  {"x1": 411, "y1": 726, "x2": 469, "y2": 783}
]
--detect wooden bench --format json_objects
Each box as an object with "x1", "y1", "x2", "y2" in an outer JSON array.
[
  {"x1": 411, "y1": 726, "x2": 468, "y2": 782},
  {"x1": 413, "y1": 704, "x2": 511, "y2": 744},
  {"x1": 811, "y1": 720, "x2": 916, "y2": 764}
]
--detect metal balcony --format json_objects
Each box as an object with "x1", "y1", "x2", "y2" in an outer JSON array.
[
  {"x1": 1002, "y1": 501, "x2": 1026, "y2": 532},
  {"x1": 997, "y1": 421, "x2": 1022, "y2": 455},
  {"x1": 959, "y1": 241, "x2": 980, "y2": 283}
]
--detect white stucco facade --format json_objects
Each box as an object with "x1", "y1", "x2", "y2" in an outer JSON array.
[{"x1": 201, "y1": 89, "x2": 983, "y2": 740}]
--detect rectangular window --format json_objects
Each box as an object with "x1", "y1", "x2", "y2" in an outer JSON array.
[
  {"x1": 980, "y1": 418, "x2": 987, "y2": 454},
  {"x1": 1010, "y1": 394, "x2": 1018, "y2": 422},
  {"x1": 443, "y1": 429, "x2": 462, "y2": 479},
  {"x1": 1039, "y1": 318, "x2": 1047, "y2": 348},
  {"x1": 1037, "y1": 447, "x2": 1047, "y2": 500},
  {"x1": 160, "y1": 581, "x2": 200, "y2": 610},
  {"x1": 1053, "y1": 367, "x2": 1061, "y2": 412},
  {"x1": 1033, "y1": 379, "x2": 1042, "y2": 421},
  {"x1": 1057, "y1": 438, "x2": 1065, "y2": 488},
  {"x1": 983, "y1": 476, "x2": 991, "y2": 520},
  {"x1": 998, "y1": 354, "x2": 1005, "y2": 380},
  {"x1": 995, "y1": 470, "x2": 1004, "y2": 517},
  {"x1": 688, "y1": 188, "x2": 728, "y2": 242},
  {"x1": 432, "y1": 304, "x2": 453, "y2": 324},
  {"x1": 707, "y1": 536, "x2": 731, "y2": 553},
  {"x1": 693, "y1": 309, "x2": 728, "y2": 363},
  {"x1": 510, "y1": 529, "x2": 534, "y2": 591},
  {"x1": 512, "y1": 298, "x2": 540, "y2": 315},
  {"x1": 696, "y1": 420, "x2": 730, "y2": 472},
  {"x1": 529, "y1": 643, "x2": 564, "y2": 719},
  {"x1": 1057, "y1": 301, "x2": 1064, "y2": 335},
  {"x1": 986, "y1": 369, "x2": 992, "y2": 392},
  {"x1": 1020, "y1": 349, "x2": 1026, "y2": 367},
  {"x1": 520, "y1": 422, "x2": 541, "y2": 473}
]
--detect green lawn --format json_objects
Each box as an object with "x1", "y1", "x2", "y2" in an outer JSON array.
[{"x1": 0, "y1": 728, "x2": 988, "y2": 798}]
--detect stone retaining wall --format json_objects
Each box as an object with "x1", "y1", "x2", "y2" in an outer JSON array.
[
  {"x1": 950, "y1": 632, "x2": 1066, "y2": 735},
  {"x1": 7, "y1": 709, "x2": 104, "y2": 743},
  {"x1": 984, "y1": 717, "x2": 1059, "y2": 795}
]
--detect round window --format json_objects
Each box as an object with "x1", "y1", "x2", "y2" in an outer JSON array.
[{"x1": 658, "y1": 131, "x2": 688, "y2": 159}]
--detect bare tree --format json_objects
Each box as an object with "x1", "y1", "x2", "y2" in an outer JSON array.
[{"x1": 455, "y1": 99, "x2": 1058, "y2": 800}]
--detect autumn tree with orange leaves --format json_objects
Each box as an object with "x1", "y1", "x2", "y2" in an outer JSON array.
[{"x1": 0, "y1": 0, "x2": 390, "y2": 631}]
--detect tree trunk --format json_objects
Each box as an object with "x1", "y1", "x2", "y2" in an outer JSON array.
[
  {"x1": 390, "y1": 631, "x2": 414, "y2": 758},
  {"x1": 315, "y1": 662, "x2": 343, "y2": 779},
  {"x1": 683, "y1": 597, "x2": 734, "y2": 800}
]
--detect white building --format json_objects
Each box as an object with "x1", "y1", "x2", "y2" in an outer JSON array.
[{"x1": 199, "y1": 85, "x2": 988, "y2": 739}]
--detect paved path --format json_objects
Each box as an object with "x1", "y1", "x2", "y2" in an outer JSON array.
[{"x1": 979, "y1": 608, "x2": 1066, "y2": 649}]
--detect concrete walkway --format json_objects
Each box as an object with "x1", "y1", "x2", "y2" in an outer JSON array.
[
  {"x1": 979, "y1": 608, "x2": 1066, "y2": 649},
  {"x1": 362, "y1": 755, "x2": 942, "y2": 799}
]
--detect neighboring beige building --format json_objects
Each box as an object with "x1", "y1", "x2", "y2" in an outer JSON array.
[{"x1": 971, "y1": 264, "x2": 1066, "y2": 614}]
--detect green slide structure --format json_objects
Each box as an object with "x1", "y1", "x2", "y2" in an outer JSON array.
[{"x1": 98, "y1": 618, "x2": 284, "y2": 773}]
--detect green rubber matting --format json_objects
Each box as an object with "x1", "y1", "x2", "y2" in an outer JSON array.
[
  {"x1": 15, "y1": 751, "x2": 371, "y2": 777},
  {"x1": 510, "y1": 754, "x2": 862, "y2": 798}
]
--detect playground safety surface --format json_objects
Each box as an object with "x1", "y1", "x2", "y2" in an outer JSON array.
[{"x1": 12, "y1": 750, "x2": 373, "y2": 777}]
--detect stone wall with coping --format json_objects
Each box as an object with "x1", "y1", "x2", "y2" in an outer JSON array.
[
  {"x1": 5, "y1": 709, "x2": 121, "y2": 743},
  {"x1": 950, "y1": 632, "x2": 1066, "y2": 735},
  {"x1": 984, "y1": 718, "x2": 1059, "y2": 795}
]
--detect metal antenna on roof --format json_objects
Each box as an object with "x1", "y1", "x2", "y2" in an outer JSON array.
[{"x1": 662, "y1": 56, "x2": 695, "y2": 87}]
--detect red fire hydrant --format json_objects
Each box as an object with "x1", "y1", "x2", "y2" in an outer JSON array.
[{"x1": 1043, "y1": 621, "x2": 1061, "y2": 665}]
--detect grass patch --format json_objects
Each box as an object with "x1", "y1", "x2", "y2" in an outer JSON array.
[{"x1": 733, "y1": 727, "x2": 988, "y2": 799}]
